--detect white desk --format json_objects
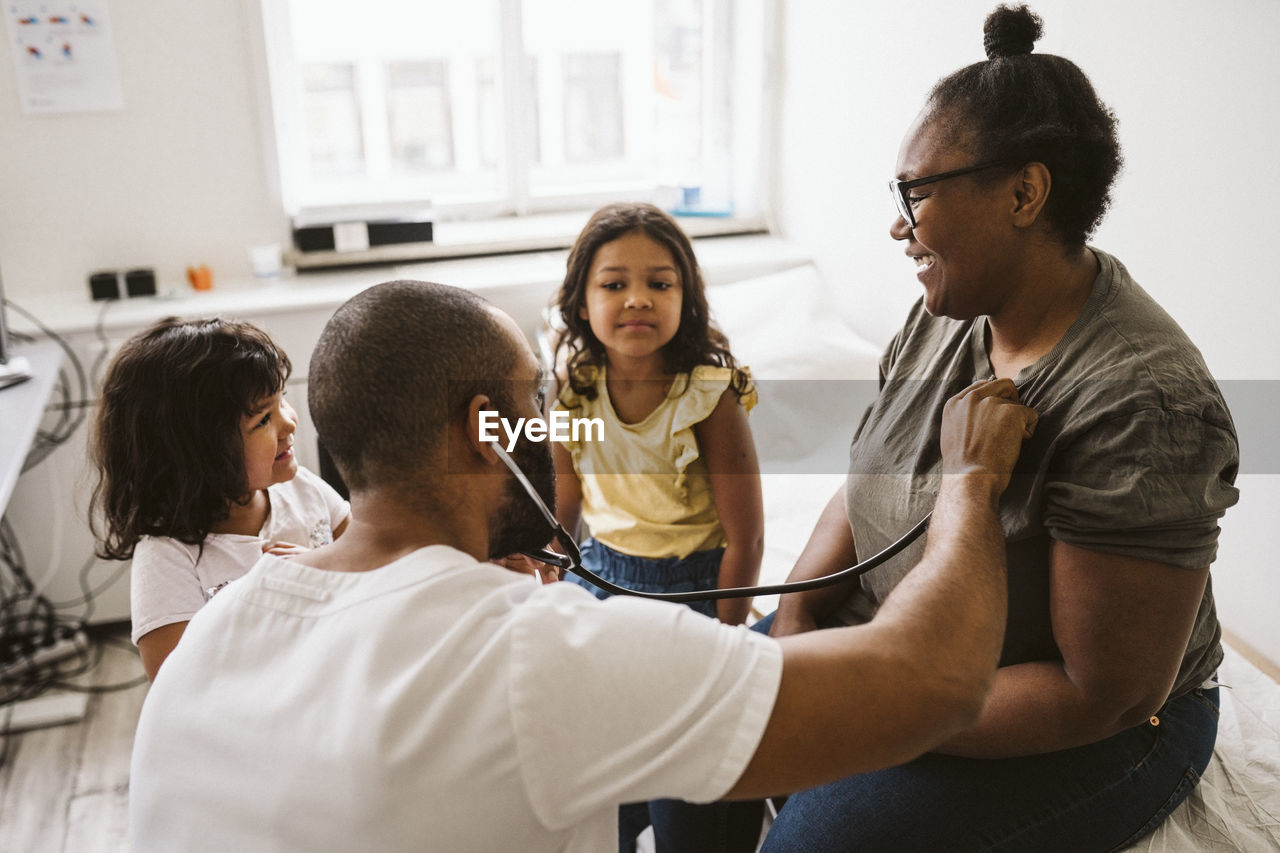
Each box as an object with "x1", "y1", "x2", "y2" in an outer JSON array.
[
  {"x1": 0, "y1": 339, "x2": 91, "y2": 733},
  {"x1": 0, "y1": 340, "x2": 63, "y2": 515}
]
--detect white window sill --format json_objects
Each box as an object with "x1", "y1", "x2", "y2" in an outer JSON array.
[
  {"x1": 11, "y1": 232, "x2": 808, "y2": 340},
  {"x1": 285, "y1": 209, "x2": 769, "y2": 271}
]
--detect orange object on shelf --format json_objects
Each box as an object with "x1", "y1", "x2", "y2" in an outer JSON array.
[{"x1": 186, "y1": 265, "x2": 213, "y2": 291}]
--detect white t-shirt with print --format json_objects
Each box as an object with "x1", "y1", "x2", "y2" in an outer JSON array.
[{"x1": 129, "y1": 465, "x2": 349, "y2": 644}]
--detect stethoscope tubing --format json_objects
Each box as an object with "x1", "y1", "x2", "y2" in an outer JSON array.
[
  {"x1": 491, "y1": 443, "x2": 933, "y2": 603},
  {"x1": 532, "y1": 512, "x2": 932, "y2": 603}
]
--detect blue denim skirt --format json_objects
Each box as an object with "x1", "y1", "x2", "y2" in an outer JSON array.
[{"x1": 565, "y1": 537, "x2": 723, "y2": 619}]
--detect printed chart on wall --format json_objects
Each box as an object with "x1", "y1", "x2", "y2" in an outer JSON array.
[{"x1": 4, "y1": 1, "x2": 123, "y2": 114}]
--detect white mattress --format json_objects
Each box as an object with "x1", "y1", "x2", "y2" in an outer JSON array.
[{"x1": 1122, "y1": 644, "x2": 1280, "y2": 851}]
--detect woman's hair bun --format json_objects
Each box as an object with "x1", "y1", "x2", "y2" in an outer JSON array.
[{"x1": 983, "y1": 4, "x2": 1043, "y2": 59}]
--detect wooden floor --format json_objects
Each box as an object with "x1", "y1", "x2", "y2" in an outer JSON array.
[{"x1": 0, "y1": 625, "x2": 146, "y2": 853}]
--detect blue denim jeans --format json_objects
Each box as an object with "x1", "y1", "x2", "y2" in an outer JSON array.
[
  {"x1": 687, "y1": 614, "x2": 1219, "y2": 852},
  {"x1": 565, "y1": 538, "x2": 722, "y2": 619},
  {"x1": 566, "y1": 539, "x2": 742, "y2": 852},
  {"x1": 759, "y1": 654, "x2": 1219, "y2": 850}
]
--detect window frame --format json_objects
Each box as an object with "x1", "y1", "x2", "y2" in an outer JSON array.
[{"x1": 247, "y1": 0, "x2": 779, "y2": 258}]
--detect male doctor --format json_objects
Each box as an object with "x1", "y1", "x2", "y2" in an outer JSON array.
[{"x1": 130, "y1": 279, "x2": 1036, "y2": 852}]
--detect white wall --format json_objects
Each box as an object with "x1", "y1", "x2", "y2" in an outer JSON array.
[
  {"x1": 0, "y1": 0, "x2": 285, "y2": 303},
  {"x1": 776, "y1": 0, "x2": 1280, "y2": 665}
]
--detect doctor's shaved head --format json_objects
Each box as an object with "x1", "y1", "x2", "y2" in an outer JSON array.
[{"x1": 308, "y1": 279, "x2": 521, "y2": 492}]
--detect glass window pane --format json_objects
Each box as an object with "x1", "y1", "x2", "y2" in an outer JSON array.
[
  {"x1": 273, "y1": 0, "x2": 759, "y2": 216},
  {"x1": 302, "y1": 63, "x2": 365, "y2": 177},
  {"x1": 653, "y1": 0, "x2": 704, "y2": 183},
  {"x1": 476, "y1": 56, "x2": 540, "y2": 168},
  {"x1": 286, "y1": 0, "x2": 501, "y2": 206},
  {"x1": 562, "y1": 53, "x2": 622, "y2": 163},
  {"x1": 526, "y1": 56, "x2": 542, "y2": 166},
  {"x1": 387, "y1": 61, "x2": 454, "y2": 172},
  {"x1": 520, "y1": 0, "x2": 722, "y2": 201},
  {"x1": 476, "y1": 58, "x2": 499, "y2": 168}
]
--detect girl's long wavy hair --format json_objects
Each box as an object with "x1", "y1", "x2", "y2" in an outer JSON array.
[
  {"x1": 553, "y1": 202, "x2": 751, "y2": 402},
  {"x1": 90, "y1": 317, "x2": 291, "y2": 560}
]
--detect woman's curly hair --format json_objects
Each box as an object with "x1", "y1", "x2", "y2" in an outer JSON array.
[{"x1": 926, "y1": 4, "x2": 1123, "y2": 248}]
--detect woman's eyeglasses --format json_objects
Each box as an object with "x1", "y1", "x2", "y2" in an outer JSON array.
[{"x1": 889, "y1": 162, "x2": 1016, "y2": 229}]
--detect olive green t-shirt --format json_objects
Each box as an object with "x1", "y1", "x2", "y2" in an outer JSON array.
[{"x1": 838, "y1": 249, "x2": 1239, "y2": 700}]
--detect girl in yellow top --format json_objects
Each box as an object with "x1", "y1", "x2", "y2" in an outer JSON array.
[
  {"x1": 551, "y1": 202, "x2": 763, "y2": 628},
  {"x1": 553, "y1": 202, "x2": 765, "y2": 850}
]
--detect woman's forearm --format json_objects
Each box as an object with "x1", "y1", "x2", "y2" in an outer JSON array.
[{"x1": 771, "y1": 487, "x2": 860, "y2": 635}]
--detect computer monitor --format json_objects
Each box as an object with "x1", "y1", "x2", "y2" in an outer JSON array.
[{"x1": 0, "y1": 267, "x2": 33, "y2": 390}]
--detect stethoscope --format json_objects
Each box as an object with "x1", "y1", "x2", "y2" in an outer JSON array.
[{"x1": 492, "y1": 445, "x2": 932, "y2": 602}]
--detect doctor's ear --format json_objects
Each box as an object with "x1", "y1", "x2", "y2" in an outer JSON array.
[{"x1": 466, "y1": 395, "x2": 502, "y2": 463}]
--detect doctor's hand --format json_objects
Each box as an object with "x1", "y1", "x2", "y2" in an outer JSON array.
[
  {"x1": 940, "y1": 379, "x2": 1038, "y2": 493},
  {"x1": 261, "y1": 540, "x2": 310, "y2": 557}
]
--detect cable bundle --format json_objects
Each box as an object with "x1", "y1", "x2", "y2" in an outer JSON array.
[{"x1": 0, "y1": 298, "x2": 142, "y2": 761}]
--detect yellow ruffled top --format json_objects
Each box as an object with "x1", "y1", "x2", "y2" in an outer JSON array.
[{"x1": 555, "y1": 364, "x2": 756, "y2": 559}]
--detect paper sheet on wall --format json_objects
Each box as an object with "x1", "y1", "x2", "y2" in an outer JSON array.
[{"x1": 4, "y1": 1, "x2": 124, "y2": 114}]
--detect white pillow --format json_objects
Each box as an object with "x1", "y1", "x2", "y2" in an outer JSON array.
[
  {"x1": 707, "y1": 264, "x2": 882, "y2": 381},
  {"x1": 707, "y1": 265, "x2": 882, "y2": 467}
]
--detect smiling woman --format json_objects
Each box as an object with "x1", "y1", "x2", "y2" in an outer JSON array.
[{"x1": 750, "y1": 5, "x2": 1240, "y2": 852}]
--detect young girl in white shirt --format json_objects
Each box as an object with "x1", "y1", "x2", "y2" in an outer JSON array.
[{"x1": 91, "y1": 317, "x2": 349, "y2": 680}]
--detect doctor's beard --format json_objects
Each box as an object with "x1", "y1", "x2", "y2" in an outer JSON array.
[{"x1": 487, "y1": 434, "x2": 557, "y2": 560}]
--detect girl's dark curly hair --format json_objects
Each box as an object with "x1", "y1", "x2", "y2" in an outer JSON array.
[
  {"x1": 91, "y1": 317, "x2": 291, "y2": 560},
  {"x1": 926, "y1": 4, "x2": 1123, "y2": 248},
  {"x1": 553, "y1": 202, "x2": 750, "y2": 402}
]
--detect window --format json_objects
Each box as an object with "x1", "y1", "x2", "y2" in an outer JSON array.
[
  {"x1": 386, "y1": 61, "x2": 455, "y2": 173},
  {"x1": 561, "y1": 52, "x2": 623, "y2": 164},
  {"x1": 302, "y1": 63, "x2": 363, "y2": 177},
  {"x1": 255, "y1": 0, "x2": 772, "y2": 228}
]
